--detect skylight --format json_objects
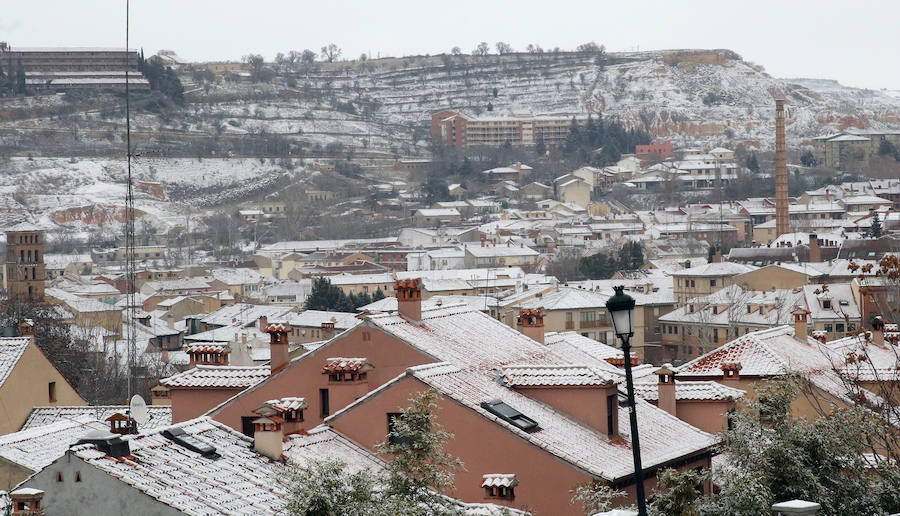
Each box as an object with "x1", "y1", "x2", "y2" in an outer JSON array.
[{"x1": 480, "y1": 400, "x2": 540, "y2": 433}]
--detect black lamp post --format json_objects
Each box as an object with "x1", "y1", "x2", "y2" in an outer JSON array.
[{"x1": 606, "y1": 285, "x2": 646, "y2": 516}]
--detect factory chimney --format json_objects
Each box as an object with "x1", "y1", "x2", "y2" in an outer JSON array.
[{"x1": 775, "y1": 99, "x2": 790, "y2": 237}]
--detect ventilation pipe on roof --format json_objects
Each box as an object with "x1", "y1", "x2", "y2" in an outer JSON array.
[{"x1": 808, "y1": 234, "x2": 821, "y2": 263}]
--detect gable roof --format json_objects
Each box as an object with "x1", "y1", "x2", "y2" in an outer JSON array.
[
  {"x1": 355, "y1": 363, "x2": 716, "y2": 482},
  {"x1": 676, "y1": 326, "x2": 835, "y2": 378},
  {"x1": 0, "y1": 337, "x2": 31, "y2": 388},
  {"x1": 160, "y1": 365, "x2": 270, "y2": 389},
  {"x1": 0, "y1": 416, "x2": 107, "y2": 473},
  {"x1": 21, "y1": 405, "x2": 171, "y2": 432}
]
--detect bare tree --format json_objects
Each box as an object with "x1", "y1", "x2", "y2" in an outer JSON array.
[
  {"x1": 320, "y1": 43, "x2": 342, "y2": 63},
  {"x1": 495, "y1": 42, "x2": 513, "y2": 55},
  {"x1": 473, "y1": 42, "x2": 490, "y2": 56},
  {"x1": 450, "y1": 46, "x2": 462, "y2": 56}
]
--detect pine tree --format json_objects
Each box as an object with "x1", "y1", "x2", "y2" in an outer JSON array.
[
  {"x1": 869, "y1": 212, "x2": 883, "y2": 238},
  {"x1": 372, "y1": 288, "x2": 386, "y2": 302},
  {"x1": 377, "y1": 389, "x2": 464, "y2": 514}
]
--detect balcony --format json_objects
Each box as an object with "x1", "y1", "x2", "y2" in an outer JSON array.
[
  {"x1": 565, "y1": 321, "x2": 575, "y2": 330},
  {"x1": 579, "y1": 320, "x2": 602, "y2": 329}
]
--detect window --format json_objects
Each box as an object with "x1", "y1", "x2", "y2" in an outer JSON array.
[
  {"x1": 48, "y1": 382, "x2": 57, "y2": 403},
  {"x1": 713, "y1": 328, "x2": 719, "y2": 343},
  {"x1": 580, "y1": 311, "x2": 596, "y2": 322},
  {"x1": 712, "y1": 306, "x2": 718, "y2": 315},
  {"x1": 710, "y1": 279, "x2": 717, "y2": 287},
  {"x1": 56, "y1": 472, "x2": 63, "y2": 482},
  {"x1": 75, "y1": 472, "x2": 81, "y2": 482},
  {"x1": 565, "y1": 312, "x2": 573, "y2": 322},
  {"x1": 848, "y1": 323, "x2": 856, "y2": 332},
  {"x1": 673, "y1": 326, "x2": 678, "y2": 335},
  {"x1": 836, "y1": 323, "x2": 845, "y2": 333},
  {"x1": 387, "y1": 413, "x2": 412, "y2": 446},
  {"x1": 653, "y1": 307, "x2": 660, "y2": 316},
  {"x1": 606, "y1": 394, "x2": 616, "y2": 435},
  {"x1": 319, "y1": 389, "x2": 330, "y2": 417},
  {"x1": 824, "y1": 324, "x2": 833, "y2": 333},
  {"x1": 480, "y1": 400, "x2": 540, "y2": 433},
  {"x1": 690, "y1": 279, "x2": 696, "y2": 288},
  {"x1": 822, "y1": 300, "x2": 832, "y2": 309},
  {"x1": 362, "y1": 331, "x2": 371, "y2": 342}
]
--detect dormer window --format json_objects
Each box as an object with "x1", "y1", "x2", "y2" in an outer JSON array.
[
  {"x1": 322, "y1": 358, "x2": 371, "y2": 383},
  {"x1": 822, "y1": 300, "x2": 832, "y2": 309}
]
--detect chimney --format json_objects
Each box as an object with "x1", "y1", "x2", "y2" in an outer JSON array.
[
  {"x1": 872, "y1": 316, "x2": 885, "y2": 348},
  {"x1": 792, "y1": 307, "x2": 810, "y2": 340},
  {"x1": 712, "y1": 248, "x2": 723, "y2": 263},
  {"x1": 258, "y1": 315, "x2": 268, "y2": 331},
  {"x1": 811, "y1": 330, "x2": 827, "y2": 344},
  {"x1": 655, "y1": 364, "x2": 677, "y2": 417},
  {"x1": 722, "y1": 362, "x2": 742, "y2": 386},
  {"x1": 18, "y1": 319, "x2": 34, "y2": 338},
  {"x1": 265, "y1": 323, "x2": 290, "y2": 374},
  {"x1": 808, "y1": 234, "x2": 820, "y2": 263},
  {"x1": 516, "y1": 308, "x2": 545, "y2": 344},
  {"x1": 775, "y1": 99, "x2": 790, "y2": 237},
  {"x1": 10, "y1": 488, "x2": 45, "y2": 516},
  {"x1": 771, "y1": 499, "x2": 821, "y2": 516},
  {"x1": 395, "y1": 279, "x2": 423, "y2": 323},
  {"x1": 252, "y1": 416, "x2": 284, "y2": 460}
]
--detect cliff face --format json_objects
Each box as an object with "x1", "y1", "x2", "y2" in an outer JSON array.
[{"x1": 0, "y1": 49, "x2": 897, "y2": 158}]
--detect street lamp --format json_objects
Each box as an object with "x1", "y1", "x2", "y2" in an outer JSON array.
[{"x1": 606, "y1": 285, "x2": 646, "y2": 516}]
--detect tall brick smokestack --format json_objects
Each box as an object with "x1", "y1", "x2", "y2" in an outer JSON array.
[{"x1": 775, "y1": 99, "x2": 789, "y2": 237}]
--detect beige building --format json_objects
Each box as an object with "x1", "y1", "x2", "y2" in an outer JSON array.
[
  {"x1": 554, "y1": 175, "x2": 591, "y2": 209},
  {"x1": 463, "y1": 243, "x2": 539, "y2": 269},
  {"x1": 0, "y1": 327, "x2": 86, "y2": 435},
  {"x1": 671, "y1": 261, "x2": 756, "y2": 306}
]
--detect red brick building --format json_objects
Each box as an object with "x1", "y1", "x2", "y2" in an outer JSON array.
[{"x1": 636, "y1": 141, "x2": 674, "y2": 161}]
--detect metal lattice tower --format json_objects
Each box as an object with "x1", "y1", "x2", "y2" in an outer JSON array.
[
  {"x1": 775, "y1": 99, "x2": 790, "y2": 237},
  {"x1": 124, "y1": 0, "x2": 137, "y2": 399}
]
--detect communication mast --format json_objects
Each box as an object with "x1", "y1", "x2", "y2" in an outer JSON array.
[{"x1": 124, "y1": 0, "x2": 137, "y2": 398}]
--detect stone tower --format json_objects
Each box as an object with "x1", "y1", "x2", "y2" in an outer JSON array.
[
  {"x1": 775, "y1": 99, "x2": 790, "y2": 237},
  {"x1": 5, "y1": 223, "x2": 46, "y2": 303}
]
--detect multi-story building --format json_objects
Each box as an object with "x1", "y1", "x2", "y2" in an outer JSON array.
[
  {"x1": 813, "y1": 130, "x2": 900, "y2": 168},
  {"x1": 431, "y1": 109, "x2": 587, "y2": 148},
  {"x1": 5, "y1": 223, "x2": 46, "y2": 302},
  {"x1": 1, "y1": 46, "x2": 149, "y2": 90}
]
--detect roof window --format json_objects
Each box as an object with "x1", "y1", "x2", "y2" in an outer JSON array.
[
  {"x1": 480, "y1": 400, "x2": 540, "y2": 433},
  {"x1": 162, "y1": 427, "x2": 219, "y2": 459}
]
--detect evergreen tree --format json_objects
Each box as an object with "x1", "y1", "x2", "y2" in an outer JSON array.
[
  {"x1": 15, "y1": 59, "x2": 26, "y2": 94},
  {"x1": 534, "y1": 135, "x2": 546, "y2": 157},
  {"x1": 579, "y1": 252, "x2": 617, "y2": 279},
  {"x1": 372, "y1": 287, "x2": 386, "y2": 302},
  {"x1": 377, "y1": 389, "x2": 464, "y2": 514},
  {"x1": 869, "y1": 212, "x2": 883, "y2": 238},
  {"x1": 746, "y1": 153, "x2": 760, "y2": 173}
]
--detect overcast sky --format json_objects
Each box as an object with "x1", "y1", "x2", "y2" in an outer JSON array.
[{"x1": 3, "y1": 0, "x2": 898, "y2": 90}]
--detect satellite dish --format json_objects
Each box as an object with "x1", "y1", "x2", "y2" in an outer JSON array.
[{"x1": 130, "y1": 395, "x2": 150, "y2": 427}]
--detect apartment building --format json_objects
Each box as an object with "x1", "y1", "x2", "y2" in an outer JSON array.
[{"x1": 431, "y1": 109, "x2": 587, "y2": 148}]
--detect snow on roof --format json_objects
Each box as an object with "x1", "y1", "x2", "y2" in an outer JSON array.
[
  {"x1": 45, "y1": 288, "x2": 120, "y2": 313},
  {"x1": 415, "y1": 208, "x2": 461, "y2": 217},
  {"x1": 515, "y1": 286, "x2": 609, "y2": 311},
  {"x1": 501, "y1": 364, "x2": 618, "y2": 387},
  {"x1": 0, "y1": 416, "x2": 107, "y2": 472},
  {"x1": 633, "y1": 381, "x2": 745, "y2": 402},
  {"x1": 464, "y1": 243, "x2": 538, "y2": 257},
  {"x1": 209, "y1": 267, "x2": 264, "y2": 285},
  {"x1": 406, "y1": 363, "x2": 716, "y2": 481},
  {"x1": 481, "y1": 473, "x2": 518, "y2": 488},
  {"x1": 365, "y1": 304, "x2": 557, "y2": 369},
  {"x1": 4, "y1": 221, "x2": 47, "y2": 232},
  {"x1": 326, "y1": 272, "x2": 394, "y2": 285},
  {"x1": 358, "y1": 295, "x2": 498, "y2": 313},
  {"x1": 160, "y1": 364, "x2": 270, "y2": 388},
  {"x1": 280, "y1": 310, "x2": 360, "y2": 329},
  {"x1": 21, "y1": 405, "x2": 172, "y2": 432},
  {"x1": 669, "y1": 262, "x2": 756, "y2": 277},
  {"x1": 201, "y1": 303, "x2": 292, "y2": 327},
  {"x1": 543, "y1": 332, "x2": 624, "y2": 362},
  {"x1": 0, "y1": 337, "x2": 32, "y2": 388},
  {"x1": 69, "y1": 417, "x2": 287, "y2": 514},
  {"x1": 676, "y1": 326, "x2": 835, "y2": 378}
]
